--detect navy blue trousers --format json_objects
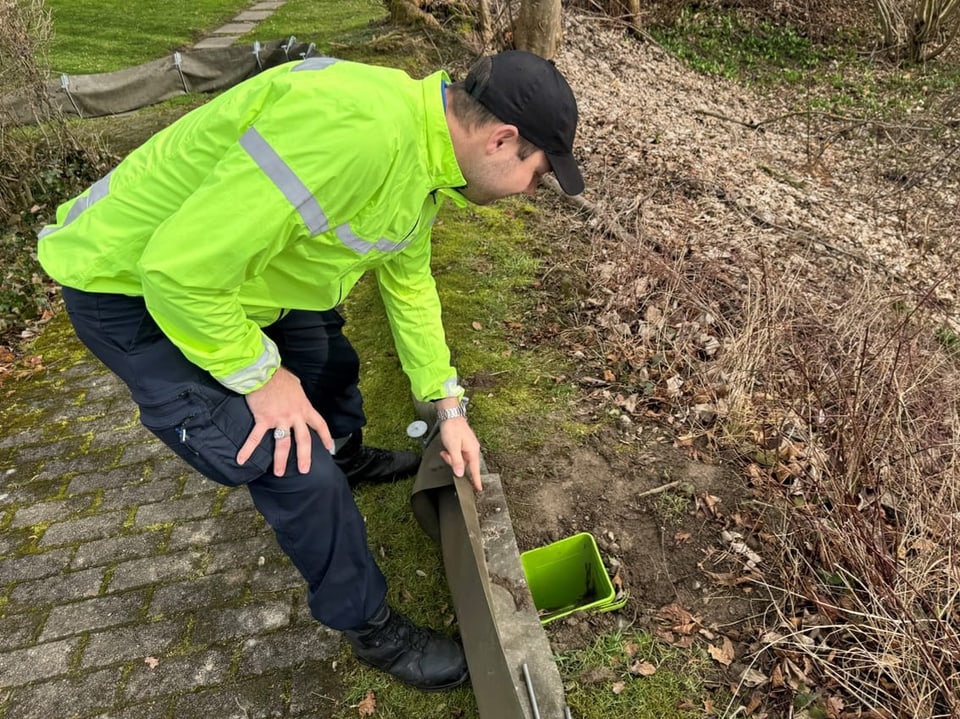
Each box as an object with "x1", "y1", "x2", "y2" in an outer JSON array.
[{"x1": 61, "y1": 287, "x2": 387, "y2": 630}]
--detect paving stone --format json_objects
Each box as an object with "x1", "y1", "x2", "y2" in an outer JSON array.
[
  {"x1": 1, "y1": 548, "x2": 74, "y2": 582},
  {"x1": 239, "y1": 623, "x2": 340, "y2": 676},
  {"x1": 249, "y1": 560, "x2": 302, "y2": 594},
  {"x1": 85, "y1": 425, "x2": 153, "y2": 454},
  {"x1": 173, "y1": 674, "x2": 285, "y2": 719},
  {"x1": 36, "y1": 450, "x2": 117, "y2": 480},
  {"x1": 123, "y1": 649, "x2": 229, "y2": 701},
  {"x1": 99, "y1": 477, "x2": 178, "y2": 511},
  {"x1": 220, "y1": 486, "x2": 254, "y2": 513},
  {"x1": 193, "y1": 36, "x2": 237, "y2": 49},
  {"x1": 90, "y1": 698, "x2": 172, "y2": 719},
  {"x1": 8, "y1": 566, "x2": 105, "y2": 609},
  {"x1": 115, "y1": 441, "x2": 164, "y2": 467},
  {"x1": 149, "y1": 462, "x2": 193, "y2": 483},
  {"x1": 82, "y1": 377, "x2": 126, "y2": 402},
  {"x1": 67, "y1": 467, "x2": 148, "y2": 495},
  {"x1": 0, "y1": 466, "x2": 19, "y2": 495},
  {"x1": 40, "y1": 591, "x2": 146, "y2": 641},
  {"x1": 0, "y1": 613, "x2": 41, "y2": 651},
  {"x1": 71, "y1": 530, "x2": 166, "y2": 570},
  {"x1": 191, "y1": 601, "x2": 291, "y2": 644},
  {"x1": 212, "y1": 21, "x2": 257, "y2": 34},
  {"x1": 0, "y1": 526, "x2": 34, "y2": 556},
  {"x1": 180, "y1": 473, "x2": 217, "y2": 497},
  {"x1": 0, "y1": 637, "x2": 81, "y2": 688},
  {"x1": 167, "y1": 511, "x2": 264, "y2": 551},
  {"x1": 9, "y1": 495, "x2": 93, "y2": 528},
  {"x1": 0, "y1": 430, "x2": 25, "y2": 450},
  {"x1": 73, "y1": 397, "x2": 116, "y2": 416},
  {"x1": 289, "y1": 660, "x2": 348, "y2": 716},
  {"x1": 291, "y1": 592, "x2": 314, "y2": 625},
  {"x1": 18, "y1": 425, "x2": 82, "y2": 451},
  {"x1": 107, "y1": 550, "x2": 203, "y2": 592},
  {"x1": 58, "y1": 359, "x2": 108, "y2": 379},
  {"x1": 39, "y1": 511, "x2": 127, "y2": 547},
  {"x1": 47, "y1": 401, "x2": 111, "y2": 424},
  {"x1": 81, "y1": 619, "x2": 185, "y2": 669},
  {"x1": 235, "y1": 10, "x2": 273, "y2": 21},
  {"x1": 4, "y1": 667, "x2": 121, "y2": 719},
  {"x1": 202, "y1": 534, "x2": 276, "y2": 574},
  {"x1": 0, "y1": 475, "x2": 61, "y2": 506},
  {"x1": 148, "y1": 569, "x2": 249, "y2": 617},
  {"x1": 133, "y1": 495, "x2": 214, "y2": 526},
  {"x1": 17, "y1": 427, "x2": 78, "y2": 452}
]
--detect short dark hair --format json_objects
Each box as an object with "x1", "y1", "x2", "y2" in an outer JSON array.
[{"x1": 448, "y1": 57, "x2": 540, "y2": 160}]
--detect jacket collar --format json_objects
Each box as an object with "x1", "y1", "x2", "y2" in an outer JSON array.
[{"x1": 422, "y1": 70, "x2": 468, "y2": 207}]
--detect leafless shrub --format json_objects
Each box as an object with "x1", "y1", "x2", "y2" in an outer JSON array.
[
  {"x1": 567, "y1": 0, "x2": 878, "y2": 39},
  {"x1": 874, "y1": 0, "x2": 960, "y2": 62},
  {"x1": 0, "y1": 0, "x2": 107, "y2": 228},
  {"x1": 0, "y1": 0, "x2": 107, "y2": 335},
  {"x1": 716, "y1": 268, "x2": 960, "y2": 715},
  {"x1": 553, "y1": 170, "x2": 960, "y2": 713}
]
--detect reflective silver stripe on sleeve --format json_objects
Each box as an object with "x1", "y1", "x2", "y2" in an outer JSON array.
[
  {"x1": 239, "y1": 127, "x2": 329, "y2": 236},
  {"x1": 38, "y1": 170, "x2": 113, "y2": 239},
  {"x1": 442, "y1": 377, "x2": 464, "y2": 398},
  {"x1": 335, "y1": 223, "x2": 412, "y2": 255},
  {"x1": 292, "y1": 57, "x2": 339, "y2": 72},
  {"x1": 241, "y1": 127, "x2": 412, "y2": 254},
  {"x1": 220, "y1": 334, "x2": 281, "y2": 393}
]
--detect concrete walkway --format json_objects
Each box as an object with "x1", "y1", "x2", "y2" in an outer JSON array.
[
  {"x1": 0, "y1": 3, "x2": 358, "y2": 718},
  {"x1": 194, "y1": 0, "x2": 287, "y2": 49}
]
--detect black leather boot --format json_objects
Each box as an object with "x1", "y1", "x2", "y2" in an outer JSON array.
[
  {"x1": 344, "y1": 603, "x2": 469, "y2": 691},
  {"x1": 333, "y1": 430, "x2": 420, "y2": 487}
]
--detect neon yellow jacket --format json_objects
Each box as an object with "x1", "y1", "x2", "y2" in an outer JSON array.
[{"x1": 38, "y1": 58, "x2": 467, "y2": 401}]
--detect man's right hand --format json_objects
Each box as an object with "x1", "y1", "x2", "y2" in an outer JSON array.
[{"x1": 237, "y1": 366, "x2": 333, "y2": 476}]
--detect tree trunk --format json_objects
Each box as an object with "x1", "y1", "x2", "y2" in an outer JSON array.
[
  {"x1": 475, "y1": 0, "x2": 493, "y2": 49},
  {"x1": 513, "y1": 0, "x2": 563, "y2": 59},
  {"x1": 609, "y1": 0, "x2": 642, "y2": 34},
  {"x1": 872, "y1": 0, "x2": 960, "y2": 62}
]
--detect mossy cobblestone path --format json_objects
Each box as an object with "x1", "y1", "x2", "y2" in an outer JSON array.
[{"x1": 0, "y1": 313, "x2": 341, "y2": 717}]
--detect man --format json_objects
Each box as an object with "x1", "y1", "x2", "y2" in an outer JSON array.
[{"x1": 37, "y1": 50, "x2": 583, "y2": 691}]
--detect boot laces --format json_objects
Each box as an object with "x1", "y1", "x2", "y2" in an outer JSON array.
[
  {"x1": 362, "y1": 446, "x2": 394, "y2": 464},
  {"x1": 379, "y1": 611, "x2": 431, "y2": 652}
]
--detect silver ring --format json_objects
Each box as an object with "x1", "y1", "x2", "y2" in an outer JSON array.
[{"x1": 273, "y1": 428, "x2": 289, "y2": 440}]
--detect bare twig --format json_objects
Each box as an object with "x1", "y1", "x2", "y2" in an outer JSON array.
[{"x1": 636, "y1": 479, "x2": 682, "y2": 498}]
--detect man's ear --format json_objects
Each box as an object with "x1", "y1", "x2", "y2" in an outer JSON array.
[{"x1": 485, "y1": 124, "x2": 520, "y2": 154}]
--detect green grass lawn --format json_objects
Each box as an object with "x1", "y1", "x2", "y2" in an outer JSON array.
[
  {"x1": 45, "y1": 0, "x2": 393, "y2": 74},
  {"x1": 46, "y1": 0, "x2": 250, "y2": 73}
]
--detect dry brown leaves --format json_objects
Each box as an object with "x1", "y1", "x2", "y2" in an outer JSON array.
[{"x1": 356, "y1": 689, "x2": 376, "y2": 717}]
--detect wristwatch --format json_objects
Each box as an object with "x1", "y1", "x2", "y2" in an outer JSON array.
[{"x1": 436, "y1": 399, "x2": 468, "y2": 422}]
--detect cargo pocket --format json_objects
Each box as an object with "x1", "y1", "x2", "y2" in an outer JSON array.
[{"x1": 139, "y1": 385, "x2": 272, "y2": 487}]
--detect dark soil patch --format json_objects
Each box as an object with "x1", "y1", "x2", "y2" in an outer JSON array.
[{"x1": 489, "y1": 426, "x2": 766, "y2": 658}]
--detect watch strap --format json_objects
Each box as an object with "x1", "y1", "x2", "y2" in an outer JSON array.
[{"x1": 436, "y1": 400, "x2": 468, "y2": 422}]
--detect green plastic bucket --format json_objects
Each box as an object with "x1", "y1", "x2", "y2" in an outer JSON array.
[{"x1": 520, "y1": 532, "x2": 625, "y2": 625}]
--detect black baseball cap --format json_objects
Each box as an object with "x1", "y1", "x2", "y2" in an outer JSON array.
[{"x1": 465, "y1": 50, "x2": 584, "y2": 196}]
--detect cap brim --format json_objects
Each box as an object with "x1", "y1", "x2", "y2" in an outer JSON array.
[{"x1": 547, "y1": 151, "x2": 584, "y2": 196}]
